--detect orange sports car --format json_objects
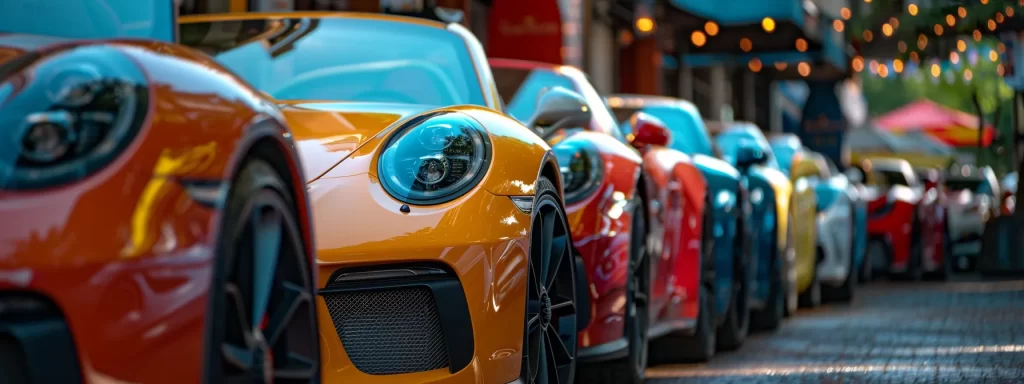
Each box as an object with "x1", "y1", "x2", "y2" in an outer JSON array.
[
  {"x1": 0, "y1": 3, "x2": 320, "y2": 384},
  {"x1": 181, "y1": 12, "x2": 586, "y2": 384}
]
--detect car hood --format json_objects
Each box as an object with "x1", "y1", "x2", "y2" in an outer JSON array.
[{"x1": 278, "y1": 101, "x2": 434, "y2": 183}]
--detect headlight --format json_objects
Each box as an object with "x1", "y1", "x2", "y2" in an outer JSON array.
[
  {"x1": 378, "y1": 111, "x2": 491, "y2": 205},
  {"x1": 0, "y1": 45, "x2": 148, "y2": 190},
  {"x1": 552, "y1": 139, "x2": 602, "y2": 204}
]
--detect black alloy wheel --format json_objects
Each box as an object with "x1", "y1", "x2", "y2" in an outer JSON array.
[
  {"x1": 751, "y1": 204, "x2": 784, "y2": 331},
  {"x1": 716, "y1": 214, "x2": 751, "y2": 351},
  {"x1": 522, "y1": 177, "x2": 578, "y2": 384},
  {"x1": 207, "y1": 159, "x2": 319, "y2": 384}
]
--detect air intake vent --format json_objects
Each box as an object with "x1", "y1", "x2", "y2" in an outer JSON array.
[{"x1": 323, "y1": 287, "x2": 450, "y2": 375}]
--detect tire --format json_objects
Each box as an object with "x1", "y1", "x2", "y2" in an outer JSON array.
[
  {"x1": 798, "y1": 247, "x2": 822, "y2": 308},
  {"x1": 751, "y1": 211, "x2": 784, "y2": 331},
  {"x1": 823, "y1": 215, "x2": 857, "y2": 303},
  {"x1": 520, "y1": 176, "x2": 578, "y2": 384},
  {"x1": 649, "y1": 200, "x2": 715, "y2": 363},
  {"x1": 716, "y1": 215, "x2": 750, "y2": 351},
  {"x1": 578, "y1": 195, "x2": 649, "y2": 384},
  {"x1": 204, "y1": 158, "x2": 320, "y2": 383}
]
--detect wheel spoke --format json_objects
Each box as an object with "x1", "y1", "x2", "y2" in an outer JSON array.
[
  {"x1": 225, "y1": 283, "x2": 255, "y2": 345},
  {"x1": 545, "y1": 236, "x2": 567, "y2": 290},
  {"x1": 551, "y1": 299, "x2": 575, "y2": 316},
  {"x1": 536, "y1": 335, "x2": 548, "y2": 384},
  {"x1": 265, "y1": 281, "x2": 312, "y2": 346},
  {"x1": 251, "y1": 205, "x2": 283, "y2": 327},
  {"x1": 544, "y1": 327, "x2": 572, "y2": 365},
  {"x1": 543, "y1": 330, "x2": 562, "y2": 383},
  {"x1": 273, "y1": 352, "x2": 316, "y2": 380},
  {"x1": 221, "y1": 343, "x2": 253, "y2": 371},
  {"x1": 529, "y1": 217, "x2": 545, "y2": 297},
  {"x1": 540, "y1": 211, "x2": 556, "y2": 283}
]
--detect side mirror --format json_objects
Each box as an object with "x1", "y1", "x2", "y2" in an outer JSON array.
[
  {"x1": 628, "y1": 112, "x2": 671, "y2": 149},
  {"x1": 844, "y1": 167, "x2": 864, "y2": 184},
  {"x1": 525, "y1": 87, "x2": 592, "y2": 138},
  {"x1": 735, "y1": 145, "x2": 767, "y2": 168}
]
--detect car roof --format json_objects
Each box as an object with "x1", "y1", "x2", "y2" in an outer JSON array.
[{"x1": 178, "y1": 11, "x2": 447, "y2": 29}]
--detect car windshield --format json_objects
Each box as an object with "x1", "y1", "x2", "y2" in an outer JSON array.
[
  {"x1": 771, "y1": 144, "x2": 797, "y2": 175},
  {"x1": 871, "y1": 169, "x2": 911, "y2": 187},
  {"x1": 492, "y1": 66, "x2": 626, "y2": 141},
  {"x1": 0, "y1": 0, "x2": 176, "y2": 41},
  {"x1": 947, "y1": 179, "x2": 991, "y2": 195},
  {"x1": 610, "y1": 105, "x2": 713, "y2": 157},
  {"x1": 179, "y1": 17, "x2": 485, "y2": 106}
]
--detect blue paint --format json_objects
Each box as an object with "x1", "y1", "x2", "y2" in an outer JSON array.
[
  {"x1": 799, "y1": 80, "x2": 847, "y2": 167},
  {"x1": 0, "y1": 0, "x2": 176, "y2": 42},
  {"x1": 668, "y1": 0, "x2": 804, "y2": 26}
]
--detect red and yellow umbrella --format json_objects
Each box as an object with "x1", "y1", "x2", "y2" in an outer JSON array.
[{"x1": 874, "y1": 99, "x2": 995, "y2": 147}]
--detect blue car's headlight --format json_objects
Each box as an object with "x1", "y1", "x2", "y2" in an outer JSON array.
[
  {"x1": 0, "y1": 45, "x2": 148, "y2": 190},
  {"x1": 378, "y1": 111, "x2": 491, "y2": 205},
  {"x1": 553, "y1": 139, "x2": 602, "y2": 204}
]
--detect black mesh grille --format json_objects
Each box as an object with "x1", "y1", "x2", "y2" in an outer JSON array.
[{"x1": 323, "y1": 287, "x2": 450, "y2": 375}]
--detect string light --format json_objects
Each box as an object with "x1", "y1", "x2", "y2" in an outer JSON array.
[
  {"x1": 957, "y1": 39, "x2": 967, "y2": 52},
  {"x1": 946, "y1": 14, "x2": 955, "y2": 27},
  {"x1": 996, "y1": 13, "x2": 1005, "y2": 23},
  {"x1": 950, "y1": 51, "x2": 960, "y2": 64},
  {"x1": 795, "y1": 38, "x2": 808, "y2": 52},
  {"x1": 636, "y1": 17, "x2": 655, "y2": 33},
  {"x1": 878, "y1": 65, "x2": 889, "y2": 78},
  {"x1": 998, "y1": 43, "x2": 1007, "y2": 53},
  {"x1": 908, "y1": 4, "x2": 919, "y2": 15},
  {"x1": 988, "y1": 19, "x2": 997, "y2": 30},
  {"x1": 909, "y1": 52, "x2": 920, "y2": 62},
  {"x1": 852, "y1": 56, "x2": 865, "y2": 72},
  {"x1": 917, "y1": 34, "x2": 928, "y2": 50},
  {"x1": 882, "y1": 23, "x2": 894, "y2": 36},
  {"x1": 798, "y1": 62, "x2": 811, "y2": 77},
  {"x1": 749, "y1": 58, "x2": 763, "y2": 72},
  {"x1": 990, "y1": 50, "x2": 1000, "y2": 62},
  {"x1": 964, "y1": 69, "x2": 973, "y2": 81},
  {"x1": 893, "y1": 59, "x2": 904, "y2": 73},
  {"x1": 930, "y1": 64, "x2": 941, "y2": 77},
  {"x1": 863, "y1": 30, "x2": 874, "y2": 42},
  {"x1": 997, "y1": 64, "x2": 1005, "y2": 76},
  {"x1": 934, "y1": 24, "x2": 944, "y2": 35},
  {"x1": 973, "y1": 30, "x2": 983, "y2": 41},
  {"x1": 691, "y1": 31, "x2": 707, "y2": 47},
  {"x1": 740, "y1": 38, "x2": 753, "y2": 52},
  {"x1": 1008, "y1": 7, "x2": 1015, "y2": 17},
  {"x1": 840, "y1": 7, "x2": 851, "y2": 20},
  {"x1": 762, "y1": 17, "x2": 776, "y2": 33},
  {"x1": 833, "y1": 20, "x2": 845, "y2": 32},
  {"x1": 981, "y1": 0, "x2": 988, "y2": 4},
  {"x1": 898, "y1": 41, "x2": 908, "y2": 53},
  {"x1": 958, "y1": 7, "x2": 967, "y2": 18},
  {"x1": 889, "y1": 17, "x2": 900, "y2": 29},
  {"x1": 705, "y1": 21, "x2": 719, "y2": 36},
  {"x1": 775, "y1": 62, "x2": 788, "y2": 70}
]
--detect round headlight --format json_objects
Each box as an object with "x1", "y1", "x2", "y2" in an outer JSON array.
[
  {"x1": 0, "y1": 45, "x2": 148, "y2": 190},
  {"x1": 552, "y1": 139, "x2": 602, "y2": 204},
  {"x1": 378, "y1": 111, "x2": 491, "y2": 205}
]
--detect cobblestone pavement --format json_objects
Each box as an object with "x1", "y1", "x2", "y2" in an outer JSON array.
[{"x1": 645, "y1": 277, "x2": 1024, "y2": 384}]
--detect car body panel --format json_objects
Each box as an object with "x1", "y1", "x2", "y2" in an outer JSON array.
[
  {"x1": 607, "y1": 95, "x2": 745, "y2": 320},
  {"x1": 767, "y1": 140, "x2": 820, "y2": 295},
  {"x1": 181, "y1": 13, "x2": 562, "y2": 383},
  {"x1": 0, "y1": 35, "x2": 312, "y2": 383}
]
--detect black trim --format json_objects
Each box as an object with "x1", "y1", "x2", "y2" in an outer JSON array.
[
  {"x1": 322, "y1": 262, "x2": 475, "y2": 374},
  {"x1": 377, "y1": 111, "x2": 494, "y2": 206},
  {"x1": 0, "y1": 292, "x2": 83, "y2": 384},
  {"x1": 574, "y1": 255, "x2": 591, "y2": 332}
]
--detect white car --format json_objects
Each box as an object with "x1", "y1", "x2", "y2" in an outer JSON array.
[
  {"x1": 944, "y1": 165, "x2": 1000, "y2": 266},
  {"x1": 802, "y1": 151, "x2": 857, "y2": 301}
]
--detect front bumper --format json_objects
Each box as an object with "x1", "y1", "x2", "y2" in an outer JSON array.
[
  {"x1": 309, "y1": 174, "x2": 533, "y2": 384},
  {"x1": 816, "y1": 205, "x2": 853, "y2": 285}
]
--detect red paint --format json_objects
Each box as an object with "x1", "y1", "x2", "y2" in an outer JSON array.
[
  {"x1": 486, "y1": 0, "x2": 564, "y2": 64},
  {"x1": 630, "y1": 112, "x2": 672, "y2": 148},
  {"x1": 490, "y1": 59, "x2": 709, "y2": 352}
]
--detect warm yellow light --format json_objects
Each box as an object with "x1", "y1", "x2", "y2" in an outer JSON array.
[
  {"x1": 889, "y1": 17, "x2": 900, "y2": 29},
  {"x1": 958, "y1": 7, "x2": 967, "y2": 18},
  {"x1": 798, "y1": 62, "x2": 811, "y2": 77},
  {"x1": 1008, "y1": 7, "x2": 1016, "y2": 17},
  {"x1": 636, "y1": 17, "x2": 655, "y2": 33},
  {"x1": 705, "y1": 21, "x2": 720, "y2": 36},
  {"x1": 957, "y1": 40, "x2": 967, "y2": 52},
  {"x1": 691, "y1": 31, "x2": 707, "y2": 47},
  {"x1": 964, "y1": 69, "x2": 973, "y2": 81},
  {"x1": 775, "y1": 62, "x2": 788, "y2": 70},
  {"x1": 869, "y1": 60, "x2": 879, "y2": 72},
  {"x1": 981, "y1": 0, "x2": 989, "y2": 3},
  {"x1": 998, "y1": 64, "x2": 1006, "y2": 76},
  {"x1": 898, "y1": 41, "x2": 907, "y2": 52},
  {"x1": 762, "y1": 17, "x2": 776, "y2": 32},
  {"x1": 878, "y1": 65, "x2": 889, "y2": 78},
  {"x1": 893, "y1": 59, "x2": 904, "y2": 73},
  {"x1": 909, "y1": 52, "x2": 920, "y2": 62},
  {"x1": 863, "y1": 30, "x2": 874, "y2": 42},
  {"x1": 999, "y1": 43, "x2": 1007, "y2": 53},
  {"x1": 882, "y1": 24, "x2": 894, "y2": 36},
  {"x1": 950, "y1": 51, "x2": 960, "y2": 64},
  {"x1": 974, "y1": 30, "x2": 983, "y2": 41},
  {"x1": 833, "y1": 20, "x2": 845, "y2": 32},
  {"x1": 917, "y1": 35, "x2": 928, "y2": 50},
  {"x1": 852, "y1": 56, "x2": 865, "y2": 72},
  {"x1": 991, "y1": 50, "x2": 1000, "y2": 61},
  {"x1": 930, "y1": 64, "x2": 941, "y2": 77},
  {"x1": 908, "y1": 4, "x2": 919, "y2": 16},
  {"x1": 996, "y1": 13, "x2": 1005, "y2": 23},
  {"x1": 796, "y1": 38, "x2": 808, "y2": 52},
  {"x1": 740, "y1": 38, "x2": 753, "y2": 52},
  {"x1": 749, "y1": 59, "x2": 763, "y2": 72},
  {"x1": 988, "y1": 19, "x2": 998, "y2": 30},
  {"x1": 934, "y1": 24, "x2": 944, "y2": 35},
  {"x1": 840, "y1": 7, "x2": 852, "y2": 20}
]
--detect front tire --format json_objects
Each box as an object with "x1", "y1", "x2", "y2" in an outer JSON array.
[
  {"x1": 716, "y1": 215, "x2": 750, "y2": 351},
  {"x1": 205, "y1": 158, "x2": 320, "y2": 384},
  {"x1": 752, "y1": 207, "x2": 784, "y2": 331},
  {"x1": 521, "y1": 176, "x2": 578, "y2": 384},
  {"x1": 578, "y1": 195, "x2": 649, "y2": 384},
  {"x1": 823, "y1": 218, "x2": 857, "y2": 303}
]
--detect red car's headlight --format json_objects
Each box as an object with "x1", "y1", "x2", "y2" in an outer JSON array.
[{"x1": 0, "y1": 45, "x2": 149, "y2": 190}]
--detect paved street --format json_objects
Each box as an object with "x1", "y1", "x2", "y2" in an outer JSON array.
[{"x1": 646, "y1": 277, "x2": 1024, "y2": 383}]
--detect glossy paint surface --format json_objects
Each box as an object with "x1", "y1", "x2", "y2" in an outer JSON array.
[
  {"x1": 489, "y1": 59, "x2": 707, "y2": 352},
  {"x1": 0, "y1": 36, "x2": 311, "y2": 383},
  {"x1": 606, "y1": 95, "x2": 743, "y2": 319},
  {"x1": 862, "y1": 159, "x2": 945, "y2": 273},
  {"x1": 179, "y1": 13, "x2": 558, "y2": 383},
  {"x1": 785, "y1": 153, "x2": 821, "y2": 293}
]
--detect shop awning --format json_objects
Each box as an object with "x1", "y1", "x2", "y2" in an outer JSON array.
[
  {"x1": 873, "y1": 99, "x2": 995, "y2": 147},
  {"x1": 669, "y1": 0, "x2": 824, "y2": 54}
]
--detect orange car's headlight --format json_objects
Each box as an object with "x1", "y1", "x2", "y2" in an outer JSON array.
[
  {"x1": 0, "y1": 45, "x2": 148, "y2": 189},
  {"x1": 378, "y1": 111, "x2": 491, "y2": 205}
]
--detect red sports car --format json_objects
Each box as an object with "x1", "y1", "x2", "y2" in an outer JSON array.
[
  {"x1": 490, "y1": 59, "x2": 708, "y2": 383},
  {"x1": 853, "y1": 158, "x2": 946, "y2": 279},
  {"x1": 0, "y1": 4, "x2": 319, "y2": 384}
]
